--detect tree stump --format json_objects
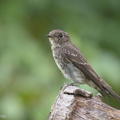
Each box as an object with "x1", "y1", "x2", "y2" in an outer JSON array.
[{"x1": 47, "y1": 84, "x2": 120, "y2": 120}]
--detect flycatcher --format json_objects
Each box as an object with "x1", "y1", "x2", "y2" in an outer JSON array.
[{"x1": 47, "y1": 29, "x2": 120, "y2": 102}]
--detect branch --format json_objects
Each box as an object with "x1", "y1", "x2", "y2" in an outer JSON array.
[{"x1": 47, "y1": 84, "x2": 120, "y2": 120}]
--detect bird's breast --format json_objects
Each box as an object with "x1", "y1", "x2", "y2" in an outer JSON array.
[{"x1": 51, "y1": 48, "x2": 86, "y2": 84}]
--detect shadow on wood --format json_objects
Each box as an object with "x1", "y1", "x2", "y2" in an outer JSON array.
[{"x1": 47, "y1": 84, "x2": 120, "y2": 120}]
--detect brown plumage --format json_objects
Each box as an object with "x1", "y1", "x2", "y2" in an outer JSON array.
[{"x1": 47, "y1": 29, "x2": 120, "y2": 102}]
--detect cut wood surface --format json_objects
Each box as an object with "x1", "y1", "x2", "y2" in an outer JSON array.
[{"x1": 47, "y1": 84, "x2": 120, "y2": 120}]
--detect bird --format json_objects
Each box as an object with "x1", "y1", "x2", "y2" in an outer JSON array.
[{"x1": 46, "y1": 29, "x2": 120, "y2": 102}]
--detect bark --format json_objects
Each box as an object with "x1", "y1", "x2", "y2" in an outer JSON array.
[{"x1": 47, "y1": 84, "x2": 120, "y2": 120}]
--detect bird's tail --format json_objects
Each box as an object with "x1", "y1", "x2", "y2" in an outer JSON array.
[
  {"x1": 96, "y1": 79, "x2": 120, "y2": 102},
  {"x1": 89, "y1": 79, "x2": 120, "y2": 102},
  {"x1": 103, "y1": 85, "x2": 120, "y2": 102}
]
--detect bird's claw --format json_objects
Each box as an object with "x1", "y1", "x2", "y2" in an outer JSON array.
[{"x1": 68, "y1": 82, "x2": 79, "y2": 87}]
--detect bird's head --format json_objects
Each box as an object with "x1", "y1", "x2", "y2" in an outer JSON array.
[{"x1": 46, "y1": 30, "x2": 70, "y2": 47}]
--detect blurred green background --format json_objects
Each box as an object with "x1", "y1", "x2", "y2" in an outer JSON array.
[{"x1": 0, "y1": 0, "x2": 120, "y2": 120}]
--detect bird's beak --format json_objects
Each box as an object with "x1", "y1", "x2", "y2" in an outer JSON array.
[{"x1": 46, "y1": 34, "x2": 52, "y2": 38}]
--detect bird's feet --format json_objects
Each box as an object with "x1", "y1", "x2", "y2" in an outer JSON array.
[{"x1": 68, "y1": 82, "x2": 79, "y2": 87}]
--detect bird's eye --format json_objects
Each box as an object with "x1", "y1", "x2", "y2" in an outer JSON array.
[{"x1": 59, "y1": 33, "x2": 63, "y2": 38}]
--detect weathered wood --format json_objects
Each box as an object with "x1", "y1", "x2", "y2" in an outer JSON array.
[{"x1": 47, "y1": 84, "x2": 120, "y2": 120}]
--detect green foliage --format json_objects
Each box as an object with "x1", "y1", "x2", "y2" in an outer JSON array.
[{"x1": 0, "y1": 0, "x2": 120, "y2": 119}]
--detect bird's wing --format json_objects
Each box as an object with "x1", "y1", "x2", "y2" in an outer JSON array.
[
  {"x1": 59, "y1": 43, "x2": 120, "y2": 101},
  {"x1": 60, "y1": 44, "x2": 110, "y2": 94}
]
